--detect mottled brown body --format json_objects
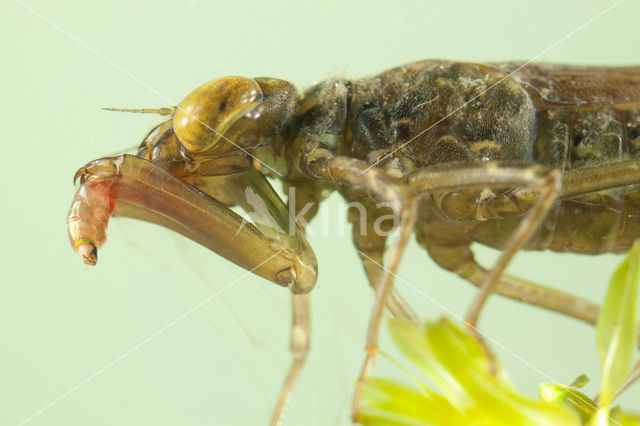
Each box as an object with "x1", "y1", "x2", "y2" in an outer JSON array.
[
  {"x1": 493, "y1": 63, "x2": 640, "y2": 254},
  {"x1": 122, "y1": 59, "x2": 640, "y2": 295},
  {"x1": 296, "y1": 60, "x2": 640, "y2": 270}
]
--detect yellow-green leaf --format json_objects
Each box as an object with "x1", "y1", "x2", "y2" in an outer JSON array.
[
  {"x1": 359, "y1": 377, "x2": 466, "y2": 426},
  {"x1": 368, "y1": 318, "x2": 581, "y2": 426},
  {"x1": 539, "y1": 383, "x2": 569, "y2": 403},
  {"x1": 596, "y1": 240, "x2": 640, "y2": 409},
  {"x1": 610, "y1": 406, "x2": 640, "y2": 426},
  {"x1": 387, "y1": 318, "x2": 465, "y2": 403}
]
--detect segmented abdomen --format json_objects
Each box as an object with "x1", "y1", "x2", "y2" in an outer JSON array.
[{"x1": 529, "y1": 106, "x2": 640, "y2": 253}]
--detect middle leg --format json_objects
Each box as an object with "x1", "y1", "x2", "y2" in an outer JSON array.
[
  {"x1": 295, "y1": 136, "x2": 566, "y2": 418},
  {"x1": 346, "y1": 196, "x2": 420, "y2": 325}
]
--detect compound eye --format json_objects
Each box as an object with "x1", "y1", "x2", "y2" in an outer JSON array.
[{"x1": 173, "y1": 77, "x2": 262, "y2": 153}]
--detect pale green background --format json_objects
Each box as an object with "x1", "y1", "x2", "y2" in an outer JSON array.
[{"x1": 2, "y1": 0, "x2": 640, "y2": 425}]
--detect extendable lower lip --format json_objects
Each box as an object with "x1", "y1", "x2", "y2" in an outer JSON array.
[{"x1": 67, "y1": 155, "x2": 317, "y2": 292}]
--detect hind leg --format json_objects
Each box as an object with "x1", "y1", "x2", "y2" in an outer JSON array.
[
  {"x1": 419, "y1": 239, "x2": 601, "y2": 325},
  {"x1": 422, "y1": 241, "x2": 640, "y2": 351}
]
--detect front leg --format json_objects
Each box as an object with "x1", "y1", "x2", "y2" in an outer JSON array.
[{"x1": 294, "y1": 135, "x2": 420, "y2": 421}]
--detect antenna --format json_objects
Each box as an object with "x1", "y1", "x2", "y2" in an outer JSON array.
[{"x1": 102, "y1": 106, "x2": 176, "y2": 116}]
